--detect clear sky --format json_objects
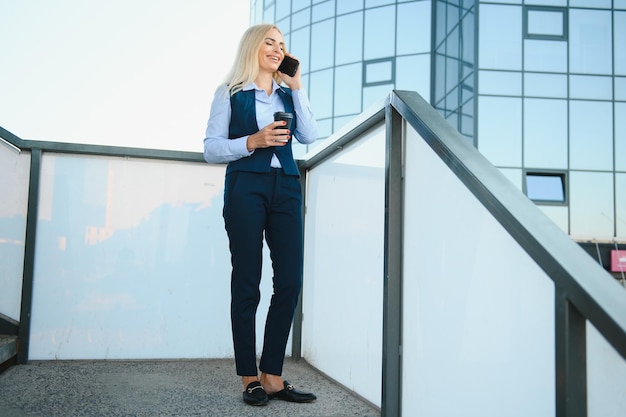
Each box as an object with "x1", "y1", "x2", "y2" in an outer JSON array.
[{"x1": 0, "y1": 0, "x2": 251, "y2": 152}]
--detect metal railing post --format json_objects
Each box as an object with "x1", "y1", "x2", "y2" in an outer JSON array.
[
  {"x1": 555, "y1": 288, "x2": 587, "y2": 417},
  {"x1": 381, "y1": 95, "x2": 404, "y2": 417},
  {"x1": 18, "y1": 148, "x2": 42, "y2": 364}
]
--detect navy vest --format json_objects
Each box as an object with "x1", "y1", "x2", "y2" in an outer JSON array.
[{"x1": 227, "y1": 88, "x2": 299, "y2": 176}]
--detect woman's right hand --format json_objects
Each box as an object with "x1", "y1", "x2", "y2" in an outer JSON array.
[{"x1": 246, "y1": 121, "x2": 291, "y2": 151}]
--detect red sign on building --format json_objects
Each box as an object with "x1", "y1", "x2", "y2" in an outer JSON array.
[{"x1": 610, "y1": 250, "x2": 626, "y2": 272}]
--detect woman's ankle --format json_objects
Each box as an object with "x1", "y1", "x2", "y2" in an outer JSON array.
[{"x1": 242, "y1": 375, "x2": 259, "y2": 389}]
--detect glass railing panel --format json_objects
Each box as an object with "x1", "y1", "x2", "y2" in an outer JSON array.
[
  {"x1": 587, "y1": 321, "x2": 626, "y2": 417},
  {"x1": 0, "y1": 141, "x2": 30, "y2": 321},
  {"x1": 28, "y1": 153, "x2": 279, "y2": 359},
  {"x1": 401, "y1": 122, "x2": 556, "y2": 417},
  {"x1": 302, "y1": 123, "x2": 385, "y2": 406}
]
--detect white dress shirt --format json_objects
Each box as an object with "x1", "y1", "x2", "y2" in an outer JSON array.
[{"x1": 203, "y1": 81, "x2": 318, "y2": 168}]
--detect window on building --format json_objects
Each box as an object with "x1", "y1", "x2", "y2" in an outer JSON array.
[
  {"x1": 363, "y1": 58, "x2": 395, "y2": 87},
  {"x1": 525, "y1": 171, "x2": 567, "y2": 204},
  {"x1": 524, "y1": 6, "x2": 568, "y2": 41}
]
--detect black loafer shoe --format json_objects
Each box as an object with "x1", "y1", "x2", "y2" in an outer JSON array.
[
  {"x1": 269, "y1": 380, "x2": 317, "y2": 403},
  {"x1": 243, "y1": 381, "x2": 269, "y2": 406}
]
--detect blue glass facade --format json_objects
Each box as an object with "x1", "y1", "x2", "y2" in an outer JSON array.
[
  {"x1": 252, "y1": 0, "x2": 626, "y2": 241},
  {"x1": 253, "y1": 0, "x2": 432, "y2": 140}
]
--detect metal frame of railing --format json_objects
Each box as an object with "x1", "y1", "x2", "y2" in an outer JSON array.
[
  {"x1": 298, "y1": 90, "x2": 626, "y2": 417},
  {"x1": 3, "y1": 89, "x2": 626, "y2": 416},
  {"x1": 385, "y1": 91, "x2": 626, "y2": 417},
  {"x1": 383, "y1": 91, "x2": 626, "y2": 417}
]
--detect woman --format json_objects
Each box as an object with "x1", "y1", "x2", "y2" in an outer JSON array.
[{"x1": 203, "y1": 24, "x2": 318, "y2": 406}]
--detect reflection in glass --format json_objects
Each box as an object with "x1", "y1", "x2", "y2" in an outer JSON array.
[
  {"x1": 462, "y1": 7, "x2": 475, "y2": 65},
  {"x1": 522, "y1": 0, "x2": 564, "y2": 5},
  {"x1": 524, "y1": 39, "x2": 567, "y2": 72},
  {"x1": 396, "y1": 55, "x2": 431, "y2": 99},
  {"x1": 275, "y1": 0, "x2": 291, "y2": 21},
  {"x1": 363, "y1": 84, "x2": 393, "y2": 110},
  {"x1": 525, "y1": 172, "x2": 565, "y2": 202},
  {"x1": 263, "y1": 4, "x2": 275, "y2": 23},
  {"x1": 291, "y1": 2, "x2": 311, "y2": 29},
  {"x1": 524, "y1": 73, "x2": 567, "y2": 97},
  {"x1": 447, "y1": 26, "x2": 460, "y2": 63},
  {"x1": 569, "y1": 75, "x2": 612, "y2": 100},
  {"x1": 499, "y1": 168, "x2": 522, "y2": 190},
  {"x1": 617, "y1": 77, "x2": 626, "y2": 101},
  {"x1": 434, "y1": 0, "x2": 476, "y2": 141},
  {"x1": 366, "y1": 0, "x2": 395, "y2": 6},
  {"x1": 527, "y1": 8, "x2": 565, "y2": 38},
  {"x1": 460, "y1": 97, "x2": 474, "y2": 138},
  {"x1": 570, "y1": 0, "x2": 611, "y2": 8},
  {"x1": 446, "y1": 55, "x2": 459, "y2": 92},
  {"x1": 569, "y1": 9, "x2": 612, "y2": 75},
  {"x1": 335, "y1": 12, "x2": 363, "y2": 66},
  {"x1": 479, "y1": 4, "x2": 522, "y2": 70},
  {"x1": 435, "y1": 53, "x2": 446, "y2": 104},
  {"x1": 569, "y1": 101, "x2": 613, "y2": 170},
  {"x1": 570, "y1": 171, "x2": 614, "y2": 238},
  {"x1": 311, "y1": 19, "x2": 335, "y2": 71},
  {"x1": 290, "y1": 27, "x2": 311, "y2": 74},
  {"x1": 335, "y1": 63, "x2": 363, "y2": 116},
  {"x1": 397, "y1": 2, "x2": 431, "y2": 55},
  {"x1": 616, "y1": 11, "x2": 626, "y2": 75},
  {"x1": 364, "y1": 6, "x2": 395, "y2": 61},
  {"x1": 435, "y1": 0, "x2": 446, "y2": 46},
  {"x1": 617, "y1": 103, "x2": 626, "y2": 172},
  {"x1": 331, "y1": 115, "x2": 355, "y2": 136},
  {"x1": 312, "y1": 1, "x2": 334, "y2": 22},
  {"x1": 478, "y1": 96, "x2": 522, "y2": 166},
  {"x1": 617, "y1": 174, "x2": 626, "y2": 238},
  {"x1": 479, "y1": 70, "x2": 522, "y2": 96},
  {"x1": 365, "y1": 59, "x2": 394, "y2": 85},
  {"x1": 524, "y1": 98, "x2": 567, "y2": 169},
  {"x1": 309, "y1": 69, "x2": 334, "y2": 119},
  {"x1": 337, "y1": 0, "x2": 363, "y2": 14},
  {"x1": 446, "y1": 0, "x2": 460, "y2": 31},
  {"x1": 292, "y1": 0, "x2": 311, "y2": 14},
  {"x1": 315, "y1": 118, "x2": 333, "y2": 139}
]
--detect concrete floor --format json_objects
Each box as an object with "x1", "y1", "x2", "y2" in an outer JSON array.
[{"x1": 0, "y1": 357, "x2": 380, "y2": 417}]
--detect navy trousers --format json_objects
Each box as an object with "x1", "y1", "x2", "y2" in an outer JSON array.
[{"x1": 223, "y1": 168, "x2": 303, "y2": 376}]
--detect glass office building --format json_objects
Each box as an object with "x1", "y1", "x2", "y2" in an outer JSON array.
[{"x1": 252, "y1": 1, "x2": 625, "y2": 250}]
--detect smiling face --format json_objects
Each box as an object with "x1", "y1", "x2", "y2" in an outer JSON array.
[{"x1": 257, "y1": 27, "x2": 285, "y2": 74}]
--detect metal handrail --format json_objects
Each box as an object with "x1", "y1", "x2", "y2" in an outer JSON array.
[{"x1": 0, "y1": 125, "x2": 205, "y2": 162}]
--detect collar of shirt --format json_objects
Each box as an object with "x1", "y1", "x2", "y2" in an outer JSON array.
[
  {"x1": 240, "y1": 81, "x2": 287, "y2": 128},
  {"x1": 242, "y1": 80, "x2": 285, "y2": 95}
]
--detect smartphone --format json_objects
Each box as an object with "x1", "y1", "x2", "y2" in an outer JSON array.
[{"x1": 278, "y1": 55, "x2": 299, "y2": 77}]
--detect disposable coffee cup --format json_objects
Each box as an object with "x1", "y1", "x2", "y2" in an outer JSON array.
[{"x1": 273, "y1": 112, "x2": 293, "y2": 142}]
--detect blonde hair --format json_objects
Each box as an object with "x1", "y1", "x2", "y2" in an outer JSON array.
[{"x1": 221, "y1": 24, "x2": 285, "y2": 96}]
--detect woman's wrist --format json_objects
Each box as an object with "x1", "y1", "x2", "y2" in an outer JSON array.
[{"x1": 246, "y1": 135, "x2": 256, "y2": 152}]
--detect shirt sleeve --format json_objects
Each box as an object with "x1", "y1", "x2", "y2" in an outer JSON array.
[
  {"x1": 203, "y1": 86, "x2": 253, "y2": 164},
  {"x1": 292, "y1": 89, "x2": 318, "y2": 145}
]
